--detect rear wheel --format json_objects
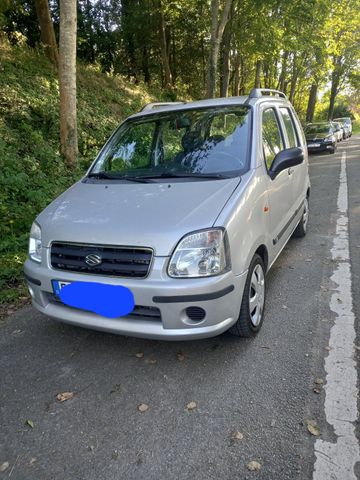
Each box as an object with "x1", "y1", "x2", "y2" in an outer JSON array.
[
  {"x1": 293, "y1": 197, "x2": 309, "y2": 238},
  {"x1": 229, "y1": 254, "x2": 265, "y2": 338}
]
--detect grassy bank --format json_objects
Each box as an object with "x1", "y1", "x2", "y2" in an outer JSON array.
[{"x1": 0, "y1": 40, "x2": 168, "y2": 306}]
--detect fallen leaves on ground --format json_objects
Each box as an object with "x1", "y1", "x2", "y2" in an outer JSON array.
[
  {"x1": 247, "y1": 460, "x2": 261, "y2": 471},
  {"x1": 138, "y1": 403, "x2": 149, "y2": 412},
  {"x1": 177, "y1": 352, "x2": 185, "y2": 361},
  {"x1": 145, "y1": 358, "x2": 157, "y2": 364},
  {"x1": 135, "y1": 352, "x2": 144, "y2": 358},
  {"x1": 56, "y1": 392, "x2": 74, "y2": 402},
  {"x1": 313, "y1": 388, "x2": 321, "y2": 394},
  {"x1": 307, "y1": 420, "x2": 320, "y2": 436},
  {"x1": 314, "y1": 378, "x2": 324, "y2": 385},
  {"x1": 231, "y1": 431, "x2": 244, "y2": 440},
  {"x1": 0, "y1": 462, "x2": 9, "y2": 472},
  {"x1": 25, "y1": 419, "x2": 34, "y2": 428},
  {"x1": 186, "y1": 401, "x2": 197, "y2": 411}
]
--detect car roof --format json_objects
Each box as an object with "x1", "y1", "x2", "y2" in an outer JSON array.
[{"x1": 130, "y1": 92, "x2": 290, "y2": 120}]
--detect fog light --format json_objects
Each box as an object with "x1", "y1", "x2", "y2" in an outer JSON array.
[{"x1": 186, "y1": 306, "x2": 206, "y2": 322}]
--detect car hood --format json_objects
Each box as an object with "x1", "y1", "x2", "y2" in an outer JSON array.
[{"x1": 37, "y1": 178, "x2": 240, "y2": 255}]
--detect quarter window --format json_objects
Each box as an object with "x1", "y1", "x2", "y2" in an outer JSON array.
[
  {"x1": 262, "y1": 108, "x2": 284, "y2": 170},
  {"x1": 279, "y1": 107, "x2": 299, "y2": 148}
]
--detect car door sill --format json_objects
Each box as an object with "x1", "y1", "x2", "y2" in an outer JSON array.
[{"x1": 272, "y1": 200, "x2": 304, "y2": 246}]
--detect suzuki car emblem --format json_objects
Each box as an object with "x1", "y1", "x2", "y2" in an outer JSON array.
[{"x1": 85, "y1": 253, "x2": 102, "y2": 267}]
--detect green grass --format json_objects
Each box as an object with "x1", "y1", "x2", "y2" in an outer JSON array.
[
  {"x1": 352, "y1": 121, "x2": 360, "y2": 134},
  {"x1": 0, "y1": 40, "x2": 171, "y2": 305}
]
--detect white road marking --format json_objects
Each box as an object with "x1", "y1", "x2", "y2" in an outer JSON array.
[{"x1": 313, "y1": 150, "x2": 360, "y2": 479}]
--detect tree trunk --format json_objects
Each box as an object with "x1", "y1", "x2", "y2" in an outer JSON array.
[
  {"x1": 142, "y1": 45, "x2": 151, "y2": 84},
  {"x1": 158, "y1": 0, "x2": 172, "y2": 89},
  {"x1": 220, "y1": 3, "x2": 233, "y2": 97},
  {"x1": 278, "y1": 50, "x2": 288, "y2": 93},
  {"x1": 306, "y1": 83, "x2": 318, "y2": 123},
  {"x1": 122, "y1": 0, "x2": 138, "y2": 82},
  {"x1": 206, "y1": 0, "x2": 233, "y2": 98},
  {"x1": 34, "y1": 0, "x2": 58, "y2": 66},
  {"x1": 288, "y1": 54, "x2": 298, "y2": 103},
  {"x1": 328, "y1": 61, "x2": 341, "y2": 120},
  {"x1": 59, "y1": 0, "x2": 78, "y2": 167},
  {"x1": 254, "y1": 59, "x2": 262, "y2": 88},
  {"x1": 233, "y1": 52, "x2": 241, "y2": 96}
]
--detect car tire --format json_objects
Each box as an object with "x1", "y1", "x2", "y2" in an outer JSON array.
[
  {"x1": 293, "y1": 197, "x2": 309, "y2": 238},
  {"x1": 229, "y1": 254, "x2": 266, "y2": 338}
]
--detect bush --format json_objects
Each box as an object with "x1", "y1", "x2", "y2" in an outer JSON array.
[{"x1": 0, "y1": 40, "x2": 166, "y2": 304}]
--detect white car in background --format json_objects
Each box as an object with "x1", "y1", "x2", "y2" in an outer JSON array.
[
  {"x1": 334, "y1": 117, "x2": 352, "y2": 139},
  {"x1": 331, "y1": 122, "x2": 343, "y2": 142}
]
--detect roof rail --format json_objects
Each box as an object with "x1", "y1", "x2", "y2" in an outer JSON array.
[
  {"x1": 141, "y1": 101, "x2": 186, "y2": 112},
  {"x1": 248, "y1": 88, "x2": 287, "y2": 100}
]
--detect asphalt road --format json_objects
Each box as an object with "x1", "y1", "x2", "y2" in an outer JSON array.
[{"x1": 1, "y1": 136, "x2": 360, "y2": 480}]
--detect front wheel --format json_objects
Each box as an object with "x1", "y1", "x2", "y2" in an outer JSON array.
[
  {"x1": 229, "y1": 254, "x2": 266, "y2": 338},
  {"x1": 293, "y1": 197, "x2": 309, "y2": 238}
]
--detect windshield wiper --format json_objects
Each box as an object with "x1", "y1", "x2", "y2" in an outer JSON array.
[
  {"x1": 139, "y1": 172, "x2": 235, "y2": 180},
  {"x1": 87, "y1": 172, "x2": 153, "y2": 183}
]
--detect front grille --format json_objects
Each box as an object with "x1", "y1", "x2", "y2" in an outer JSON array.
[
  {"x1": 51, "y1": 242, "x2": 153, "y2": 278},
  {"x1": 45, "y1": 293, "x2": 161, "y2": 321}
]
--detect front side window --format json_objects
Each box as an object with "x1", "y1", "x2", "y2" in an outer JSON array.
[
  {"x1": 279, "y1": 107, "x2": 299, "y2": 148},
  {"x1": 90, "y1": 106, "x2": 251, "y2": 179},
  {"x1": 262, "y1": 108, "x2": 284, "y2": 170}
]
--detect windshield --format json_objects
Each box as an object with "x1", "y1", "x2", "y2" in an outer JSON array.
[
  {"x1": 334, "y1": 117, "x2": 351, "y2": 125},
  {"x1": 305, "y1": 124, "x2": 331, "y2": 135},
  {"x1": 89, "y1": 106, "x2": 251, "y2": 179}
]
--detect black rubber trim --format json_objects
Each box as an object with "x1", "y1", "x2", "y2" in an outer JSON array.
[
  {"x1": 153, "y1": 285, "x2": 234, "y2": 303},
  {"x1": 24, "y1": 272, "x2": 41, "y2": 286},
  {"x1": 273, "y1": 200, "x2": 304, "y2": 245}
]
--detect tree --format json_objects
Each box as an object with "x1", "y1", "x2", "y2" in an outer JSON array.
[
  {"x1": 34, "y1": 0, "x2": 58, "y2": 66},
  {"x1": 206, "y1": 0, "x2": 232, "y2": 98},
  {"x1": 59, "y1": 0, "x2": 78, "y2": 166},
  {"x1": 157, "y1": 0, "x2": 173, "y2": 89},
  {"x1": 325, "y1": 0, "x2": 360, "y2": 119}
]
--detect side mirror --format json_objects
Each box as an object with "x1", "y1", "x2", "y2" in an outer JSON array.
[{"x1": 269, "y1": 147, "x2": 304, "y2": 180}]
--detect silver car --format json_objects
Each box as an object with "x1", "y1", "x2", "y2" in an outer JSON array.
[{"x1": 24, "y1": 89, "x2": 310, "y2": 340}]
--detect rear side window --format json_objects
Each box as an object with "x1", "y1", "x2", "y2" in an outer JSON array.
[
  {"x1": 279, "y1": 107, "x2": 299, "y2": 148},
  {"x1": 262, "y1": 108, "x2": 284, "y2": 170}
]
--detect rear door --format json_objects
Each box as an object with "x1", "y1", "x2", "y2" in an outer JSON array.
[
  {"x1": 261, "y1": 106, "x2": 295, "y2": 257},
  {"x1": 278, "y1": 106, "x2": 307, "y2": 212}
]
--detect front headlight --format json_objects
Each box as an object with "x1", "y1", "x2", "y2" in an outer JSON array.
[
  {"x1": 168, "y1": 228, "x2": 229, "y2": 278},
  {"x1": 325, "y1": 135, "x2": 335, "y2": 143},
  {"x1": 29, "y1": 222, "x2": 42, "y2": 263}
]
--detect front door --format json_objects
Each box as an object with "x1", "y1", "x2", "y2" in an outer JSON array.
[{"x1": 261, "y1": 107, "x2": 295, "y2": 259}]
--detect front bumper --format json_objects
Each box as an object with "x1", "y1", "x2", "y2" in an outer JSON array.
[
  {"x1": 307, "y1": 142, "x2": 335, "y2": 153},
  {"x1": 24, "y1": 254, "x2": 246, "y2": 340}
]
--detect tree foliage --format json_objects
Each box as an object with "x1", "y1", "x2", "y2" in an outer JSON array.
[{"x1": 2, "y1": 0, "x2": 359, "y2": 116}]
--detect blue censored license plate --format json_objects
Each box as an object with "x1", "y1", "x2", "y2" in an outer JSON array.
[
  {"x1": 51, "y1": 280, "x2": 135, "y2": 318},
  {"x1": 52, "y1": 280, "x2": 71, "y2": 297}
]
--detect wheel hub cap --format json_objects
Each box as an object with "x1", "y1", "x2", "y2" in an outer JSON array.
[{"x1": 249, "y1": 264, "x2": 265, "y2": 327}]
